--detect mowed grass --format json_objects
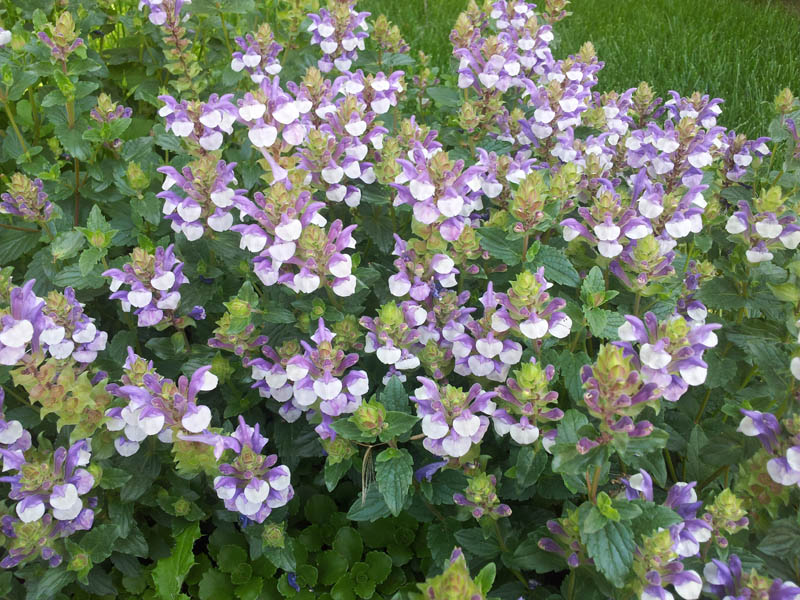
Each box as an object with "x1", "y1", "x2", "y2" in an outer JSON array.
[{"x1": 362, "y1": 0, "x2": 800, "y2": 137}]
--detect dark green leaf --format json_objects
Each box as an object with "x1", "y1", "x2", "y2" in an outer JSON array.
[
  {"x1": 582, "y1": 520, "x2": 636, "y2": 588},
  {"x1": 529, "y1": 245, "x2": 580, "y2": 287},
  {"x1": 152, "y1": 523, "x2": 201, "y2": 600},
  {"x1": 375, "y1": 448, "x2": 413, "y2": 516},
  {"x1": 477, "y1": 227, "x2": 522, "y2": 266},
  {"x1": 381, "y1": 376, "x2": 408, "y2": 412},
  {"x1": 453, "y1": 529, "x2": 500, "y2": 558}
]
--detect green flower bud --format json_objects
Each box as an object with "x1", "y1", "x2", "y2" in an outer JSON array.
[
  {"x1": 126, "y1": 162, "x2": 150, "y2": 191},
  {"x1": 320, "y1": 436, "x2": 357, "y2": 465},
  {"x1": 353, "y1": 399, "x2": 387, "y2": 435},
  {"x1": 263, "y1": 522, "x2": 286, "y2": 548},
  {"x1": 775, "y1": 88, "x2": 796, "y2": 115},
  {"x1": 173, "y1": 498, "x2": 191, "y2": 516},
  {"x1": 418, "y1": 549, "x2": 485, "y2": 600}
]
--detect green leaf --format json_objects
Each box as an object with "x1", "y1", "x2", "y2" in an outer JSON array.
[
  {"x1": 217, "y1": 545, "x2": 248, "y2": 574},
  {"x1": 364, "y1": 551, "x2": 392, "y2": 584},
  {"x1": 26, "y1": 569, "x2": 75, "y2": 600},
  {"x1": 696, "y1": 277, "x2": 747, "y2": 310},
  {"x1": 52, "y1": 264, "x2": 104, "y2": 289},
  {"x1": 477, "y1": 227, "x2": 522, "y2": 266},
  {"x1": 379, "y1": 412, "x2": 419, "y2": 442},
  {"x1": 79, "y1": 247, "x2": 105, "y2": 276},
  {"x1": 57, "y1": 126, "x2": 91, "y2": 161},
  {"x1": 330, "y1": 419, "x2": 376, "y2": 443},
  {"x1": 375, "y1": 448, "x2": 413, "y2": 516},
  {"x1": 508, "y1": 533, "x2": 564, "y2": 573},
  {"x1": 151, "y1": 523, "x2": 201, "y2": 600},
  {"x1": 453, "y1": 529, "x2": 501, "y2": 558},
  {"x1": 324, "y1": 458, "x2": 351, "y2": 492},
  {"x1": 583, "y1": 521, "x2": 636, "y2": 588},
  {"x1": 585, "y1": 308, "x2": 610, "y2": 337},
  {"x1": 381, "y1": 376, "x2": 408, "y2": 412},
  {"x1": 318, "y1": 550, "x2": 349, "y2": 586},
  {"x1": 474, "y1": 563, "x2": 496, "y2": 594},
  {"x1": 81, "y1": 523, "x2": 120, "y2": 563},
  {"x1": 98, "y1": 466, "x2": 133, "y2": 489},
  {"x1": 0, "y1": 228, "x2": 40, "y2": 264},
  {"x1": 333, "y1": 527, "x2": 364, "y2": 565},
  {"x1": 514, "y1": 447, "x2": 547, "y2": 491},
  {"x1": 198, "y1": 569, "x2": 229, "y2": 600},
  {"x1": 581, "y1": 266, "x2": 606, "y2": 300},
  {"x1": 630, "y1": 503, "x2": 681, "y2": 539},
  {"x1": 758, "y1": 519, "x2": 800, "y2": 559},
  {"x1": 50, "y1": 230, "x2": 85, "y2": 261},
  {"x1": 426, "y1": 86, "x2": 461, "y2": 108},
  {"x1": 582, "y1": 507, "x2": 608, "y2": 534},
  {"x1": 347, "y1": 485, "x2": 392, "y2": 522},
  {"x1": 596, "y1": 492, "x2": 620, "y2": 521},
  {"x1": 529, "y1": 245, "x2": 580, "y2": 287}
]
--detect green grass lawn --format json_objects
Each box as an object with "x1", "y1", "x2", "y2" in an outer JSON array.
[{"x1": 362, "y1": 0, "x2": 800, "y2": 137}]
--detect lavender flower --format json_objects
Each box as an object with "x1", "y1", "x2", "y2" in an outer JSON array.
[
  {"x1": 492, "y1": 268, "x2": 572, "y2": 342},
  {"x1": 737, "y1": 409, "x2": 800, "y2": 488},
  {"x1": 411, "y1": 377, "x2": 495, "y2": 458},
  {"x1": 538, "y1": 510, "x2": 590, "y2": 569},
  {"x1": 0, "y1": 439, "x2": 95, "y2": 567},
  {"x1": 158, "y1": 157, "x2": 246, "y2": 240},
  {"x1": 231, "y1": 23, "x2": 282, "y2": 84},
  {"x1": 616, "y1": 311, "x2": 720, "y2": 402},
  {"x1": 103, "y1": 245, "x2": 189, "y2": 327},
  {"x1": 239, "y1": 76, "x2": 307, "y2": 149},
  {"x1": 704, "y1": 555, "x2": 800, "y2": 600},
  {"x1": 307, "y1": 0, "x2": 370, "y2": 74},
  {"x1": 233, "y1": 182, "x2": 358, "y2": 296},
  {"x1": 492, "y1": 358, "x2": 562, "y2": 445},
  {"x1": 387, "y1": 235, "x2": 460, "y2": 301},
  {"x1": 105, "y1": 352, "x2": 218, "y2": 456},
  {"x1": 39, "y1": 287, "x2": 108, "y2": 364},
  {"x1": 139, "y1": 0, "x2": 190, "y2": 27},
  {"x1": 210, "y1": 416, "x2": 293, "y2": 523},
  {"x1": 0, "y1": 279, "x2": 45, "y2": 366},
  {"x1": 0, "y1": 173, "x2": 53, "y2": 225},
  {"x1": 0, "y1": 389, "x2": 31, "y2": 471},
  {"x1": 580, "y1": 343, "x2": 658, "y2": 445},
  {"x1": 248, "y1": 319, "x2": 368, "y2": 439},
  {"x1": 725, "y1": 188, "x2": 800, "y2": 263},
  {"x1": 158, "y1": 93, "x2": 238, "y2": 152}
]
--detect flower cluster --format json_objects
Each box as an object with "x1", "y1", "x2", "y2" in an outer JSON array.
[
  {"x1": 704, "y1": 555, "x2": 800, "y2": 600},
  {"x1": 247, "y1": 319, "x2": 368, "y2": 438},
  {"x1": 38, "y1": 12, "x2": 83, "y2": 64},
  {"x1": 158, "y1": 93, "x2": 238, "y2": 152},
  {"x1": 495, "y1": 268, "x2": 572, "y2": 342},
  {"x1": 39, "y1": 287, "x2": 107, "y2": 364},
  {"x1": 239, "y1": 76, "x2": 308, "y2": 149},
  {"x1": 538, "y1": 510, "x2": 591, "y2": 569},
  {"x1": 737, "y1": 409, "x2": 800, "y2": 488},
  {"x1": 307, "y1": 0, "x2": 370, "y2": 74},
  {"x1": 103, "y1": 245, "x2": 189, "y2": 327},
  {"x1": 230, "y1": 23, "x2": 282, "y2": 84},
  {"x1": 106, "y1": 354, "x2": 217, "y2": 457},
  {"x1": 632, "y1": 528, "x2": 702, "y2": 600},
  {"x1": 139, "y1": 0, "x2": 189, "y2": 27},
  {"x1": 453, "y1": 472, "x2": 511, "y2": 519},
  {"x1": 615, "y1": 311, "x2": 720, "y2": 402},
  {"x1": 0, "y1": 389, "x2": 31, "y2": 473},
  {"x1": 411, "y1": 378, "x2": 495, "y2": 458},
  {"x1": 580, "y1": 343, "x2": 658, "y2": 445},
  {"x1": 0, "y1": 279, "x2": 45, "y2": 366},
  {"x1": 233, "y1": 182, "x2": 357, "y2": 296},
  {"x1": 158, "y1": 156, "x2": 246, "y2": 240},
  {"x1": 492, "y1": 358, "x2": 562, "y2": 445},
  {"x1": 1, "y1": 173, "x2": 53, "y2": 225},
  {"x1": 725, "y1": 186, "x2": 800, "y2": 263},
  {"x1": 0, "y1": 438, "x2": 95, "y2": 568},
  {"x1": 209, "y1": 417, "x2": 293, "y2": 523}
]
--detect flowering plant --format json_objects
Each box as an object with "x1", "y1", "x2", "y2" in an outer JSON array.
[{"x1": 0, "y1": 0, "x2": 798, "y2": 598}]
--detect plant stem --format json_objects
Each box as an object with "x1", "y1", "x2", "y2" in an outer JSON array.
[
  {"x1": 492, "y1": 521, "x2": 528, "y2": 586},
  {"x1": 218, "y1": 10, "x2": 233, "y2": 56},
  {"x1": 664, "y1": 449, "x2": 678, "y2": 483},
  {"x1": 73, "y1": 158, "x2": 81, "y2": 226},
  {"x1": 567, "y1": 569, "x2": 576, "y2": 600},
  {"x1": 0, "y1": 222, "x2": 39, "y2": 233},
  {"x1": 2, "y1": 99, "x2": 28, "y2": 155},
  {"x1": 633, "y1": 290, "x2": 641, "y2": 317}
]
